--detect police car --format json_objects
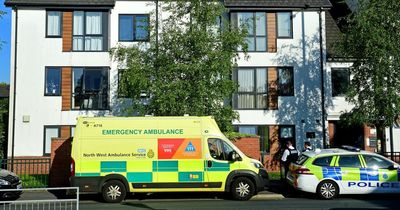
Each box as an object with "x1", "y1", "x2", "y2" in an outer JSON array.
[{"x1": 286, "y1": 146, "x2": 400, "y2": 199}]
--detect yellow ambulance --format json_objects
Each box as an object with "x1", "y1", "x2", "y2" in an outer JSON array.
[{"x1": 70, "y1": 116, "x2": 268, "y2": 202}]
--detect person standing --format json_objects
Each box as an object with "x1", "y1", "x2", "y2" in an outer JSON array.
[
  {"x1": 303, "y1": 141, "x2": 313, "y2": 152},
  {"x1": 281, "y1": 140, "x2": 299, "y2": 178}
]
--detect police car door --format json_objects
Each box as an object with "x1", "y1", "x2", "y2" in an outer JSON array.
[
  {"x1": 335, "y1": 155, "x2": 364, "y2": 194},
  {"x1": 361, "y1": 154, "x2": 400, "y2": 193}
]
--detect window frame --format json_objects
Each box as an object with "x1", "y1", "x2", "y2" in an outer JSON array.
[
  {"x1": 44, "y1": 67, "x2": 62, "y2": 96},
  {"x1": 331, "y1": 68, "x2": 350, "y2": 97},
  {"x1": 46, "y1": 11, "x2": 63, "y2": 38},
  {"x1": 72, "y1": 11, "x2": 108, "y2": 52},
  {"x1": 118, "y1": 14, "x2": 150, "y2": 42},
  {"x1": 235, "y1": 125, "x2": 270, "y2": 154},
  {"x1": 231, "y1": 12, "x2": 268, "y2": 52},
  {"x1": 71, "y1": 67, "x2": 110, "y2": 110},
  {"x1": 43, "y1": 125, "x2": 61, "y2": 156},
  {"x1": 276, "y1": 11, "x2": 293, "y2": 39},
  {"x1": 278, "y1": 67, "x2": 294, "y2": 96},
  {"x1": 233, "y1": 67, "x2": 268, "y2": 110}
]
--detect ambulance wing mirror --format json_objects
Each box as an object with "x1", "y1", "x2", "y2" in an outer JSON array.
[
  {"x1": 228, "y1": 151, "x2": 242, "y2": 162},
  {"x1": 388, "y1": 164, "x2": 399, "y2": 170}
]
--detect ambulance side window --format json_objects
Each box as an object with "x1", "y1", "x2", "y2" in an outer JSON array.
[
  {"x1": 208, "y1": 138, "x2": 224, "y2": 160},
  {"x1": 363, "y1": 155, "x2": 393, "y2": 169},
  {"x1": 337, "y1": 155, "x2": 362, "y2": 168}
]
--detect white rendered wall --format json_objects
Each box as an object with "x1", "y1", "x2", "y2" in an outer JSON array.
[{"x1": 233, "y1": 11, "x2": 326, "y2": 149}]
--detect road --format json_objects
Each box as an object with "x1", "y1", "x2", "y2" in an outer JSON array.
[{"x1": 77, "y1": 193, "x2": 400, "y2": 210}]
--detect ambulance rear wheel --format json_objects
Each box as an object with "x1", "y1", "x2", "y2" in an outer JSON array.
[
  {"x1": 102, "y1": 180, "x2": 126, "y2": 203},
  {"x1": 317, "y1": 180, "x2": 338, "y2": 200},
  {"x1": 231, "y1": 177, "x2": 255, "y2": 201}
]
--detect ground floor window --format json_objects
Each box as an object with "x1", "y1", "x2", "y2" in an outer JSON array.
[
  {"x1": 44, "y1": 126, "x2": 60, "y2": 155},
  {"x1": 236, "y1": 125, "x2": 270, "y2": 154}
]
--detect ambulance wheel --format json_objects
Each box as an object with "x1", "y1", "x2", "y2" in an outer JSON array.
[
  {"x1": 231, "y1": 177, "x2": 255, "y2": 201},
  {"x1": 102, "y1": 180, "x2": 126, "y2": 203},
  {"x1": 317, "y1": 180, "x2": 339, "y2": 200}
]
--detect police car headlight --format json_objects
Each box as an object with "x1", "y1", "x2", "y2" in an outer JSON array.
[{"x1": 0, "y1": 179, "x2": 11, "y2": 186}]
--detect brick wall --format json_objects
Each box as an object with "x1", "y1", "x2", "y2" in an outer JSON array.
[
  {"x1": 3, "y1": 156, "x2": 50, "y2": 175},
  {"x1": 231, "y1": 137, "x2": 260, "y2": 160},
  {"x1": 50, "y1": 137, "x2": 72, "y2": 187}
]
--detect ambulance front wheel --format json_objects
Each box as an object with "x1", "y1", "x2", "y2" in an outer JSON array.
[
  {"x1": 102, "y1": 180, "x2": 127, "y2": 203},
  {"x1": 317, "y1": 180, "x2": 339, "y2": 200},
  {"x1": 231, "y1": 177, "x2": 255, "y2": 201}
]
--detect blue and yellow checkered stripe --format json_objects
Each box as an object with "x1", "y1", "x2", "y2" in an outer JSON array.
[
  {"x1": 321, "y1": 167, "x2": 399, "y2": 181},
  {"x1": 76, "y1": 160, "x2": 230, "y2": 183}
]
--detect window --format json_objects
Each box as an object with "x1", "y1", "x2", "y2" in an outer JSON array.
[
  {"x1": 44, "y1": 126, "x2": 60, "y2": 155},
  {"x1": 234, "y1": 68, "x2": 267, "y2": 109},
  {"x1": 71, "y1": 126, "x2": 76, "y2": 138},
  {"x1": 73, "y1": 11, "x2": 107, "y2": 51},
  {"x1": 119, "y1": 14, "x2": 150, "y2": 41},
  {"x1": 237, "y1": 125, "x2": 269, "y2": 153},
  {"x1": 277, "y1": 12, "x2": 292, "y2": 38},
  {"x1": 313, "y1": 156, "x2": 333, "y2": 167},
  {"x1": 46, "y1": 11, "x2": 62, "y2": 37},
  {"x1": 363, "y1": 155, "x2": 393, "y2": 169},
  {"x1": 232, "y1": 12, "x2": 267, "y2": 51},
  {"x1": 208, "y1": 138, "x2": 235, "y2": 161},
  {"x1": 45, "y1": 67, "x2": 61, "y2": 96},
  {"x1": 278, "y1": 67, "x2": 294, "y2": 96},
  {"x1": 338, "y1": 155, "x2": 361, "y2": 168},
  {"x1": 331, "y1": 68, "x2": 350, "y2": 97},
  {"x1": 279, "y1": 125, "x2": 295, "y2": 146},
  {"x1": 72, "y1": 67, "x2": 109, "y2": 110}
]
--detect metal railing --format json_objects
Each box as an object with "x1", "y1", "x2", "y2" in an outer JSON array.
[
  {"x1": 0, "y1": 187, "x2": 79, "y2": 210},
  {"x1": 0, "y1": 158, "x2": 50, "y2": 188},
  {"x1": 382, "y1": 152, "x2": 400, "y2": 163}
]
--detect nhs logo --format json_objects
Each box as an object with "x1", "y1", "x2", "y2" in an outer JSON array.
[{"x1": 185, "y1": 142, "x2": 196, "y2": 152}]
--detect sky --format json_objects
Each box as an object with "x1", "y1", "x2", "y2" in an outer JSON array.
[{"x1": 0, "y1": 0, "x2": 11, "y2": 84}]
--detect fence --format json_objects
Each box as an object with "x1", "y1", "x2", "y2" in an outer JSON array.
[
  {"x1": 0, "y1": 187, "x2": 79, "y2": 210},
  {"x1": 0, "y1": 158, "x2": 51, "y2": 188},
  {"x1": 382, "y1": 152, "x2": 400, "y2": 163}
]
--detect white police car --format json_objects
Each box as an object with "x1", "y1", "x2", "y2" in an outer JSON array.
[{"x1": 286, "y1": 146, "x2": 400, "y2": 199}]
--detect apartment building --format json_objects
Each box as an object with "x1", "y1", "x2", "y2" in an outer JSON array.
[{"x1": 8, "y1": 0, "x2": 395, "y2": 161}]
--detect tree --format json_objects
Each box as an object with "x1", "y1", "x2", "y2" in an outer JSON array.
[
  {"x1": 112, "y1": 0, "x2": 247, "y2": 132},
  {"x1": 339, "y1": 0, "x2": 400, "y2": 152}
]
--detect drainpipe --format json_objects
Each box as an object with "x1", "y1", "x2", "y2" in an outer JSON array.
[
  {"x1": 319, "y1": 7, "x2": 327, "y2": 148},
  {"x1": 11, "y1": 7, "x2": 18, "y2": 171}
]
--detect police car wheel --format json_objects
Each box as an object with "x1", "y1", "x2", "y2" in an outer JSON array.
[
  {"x1": 231, "y1": 177, "x2": 255, "y2": 201},
  {"x1": 317, "y1": 180, "x2": 338, "y2": 200},
  {"x1": 102, "y1": 180, "x2": 126, "y2": 203}
]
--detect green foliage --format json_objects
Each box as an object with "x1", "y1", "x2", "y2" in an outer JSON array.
[
  {"x1": 112, "y1": 0, "x2": 247, "y2": 132},
  {"x1": 339, "y1": 0, "x2": 400, "y2": 129},
  {"x1": 224, "y1": 132, "x2": 259, "y2": 141}
]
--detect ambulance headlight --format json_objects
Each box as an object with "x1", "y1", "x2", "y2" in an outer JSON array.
[{"x1": 251, "y1": 161, "x2": 264, "y2": 169}]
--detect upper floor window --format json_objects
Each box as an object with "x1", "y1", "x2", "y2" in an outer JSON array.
[
  {"x1": 231, "y1": 12, "x2": 267, "y2": 52},
  {"x1": 277, "y1": 12, "x2": 293, "y2": 38},
  {"x1": 119, "y1": 14, "x2": 150, "y2": 42},
  {"x1": 73, "y1": 11, "x2": 107, "y2": 51},
  {"x1": 278, "y1": 67, "x2": 294, "y2": 96},
  {"x1": 72, "y1": 67, "x2": 109, "y2": 110},
  {"x1": 46, "y1": 11, "x2": 62, "y2": 37},
  {"x1": 45, "y1": 67, "x2": 61, "y2": 96},
  {"x1": 331, "y1": 68, "x2": 350, "y2": 97},
  {"x1": 234, "y1": 68, "x2": 267, "y2": 109}
]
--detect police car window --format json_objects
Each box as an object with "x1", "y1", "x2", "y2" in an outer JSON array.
[
  {"x1": 208, "y1": 138, "x2": 224, "y2": 161},
  {"x1": 338, "y1": 155, "x2": 361, "y2": 168},
  {"x1": 296, "y1": 155, "x2": 309, "y2": 165},
  {"x1": 363, "y1": 155, "x2": 393, "y2": 169},
  {"x1": 312, "y1": 156, "x2": 333, "y2": 167}
]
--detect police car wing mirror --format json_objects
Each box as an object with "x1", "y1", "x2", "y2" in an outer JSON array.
[{"x1": 388, "y1": 164, "x2": 399, "y2": 170}]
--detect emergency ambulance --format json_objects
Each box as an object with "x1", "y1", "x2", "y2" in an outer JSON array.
[
  {"x1": 70, "y1": 116, "x2": 268, "y2": 202},
  {"x1": 287, "y1": 146, "x2": 400, "y2": 199}
]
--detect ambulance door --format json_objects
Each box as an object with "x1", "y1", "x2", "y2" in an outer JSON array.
[
  {"x1": 335, "y1": 155, "x2": 364, "y2": 194},
  {"x1": 205, "y1": 138, "x2": 240, "y2": 191},
  {"x1": 361, "y1": 154, "x2": 399, "y2": 193}
]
